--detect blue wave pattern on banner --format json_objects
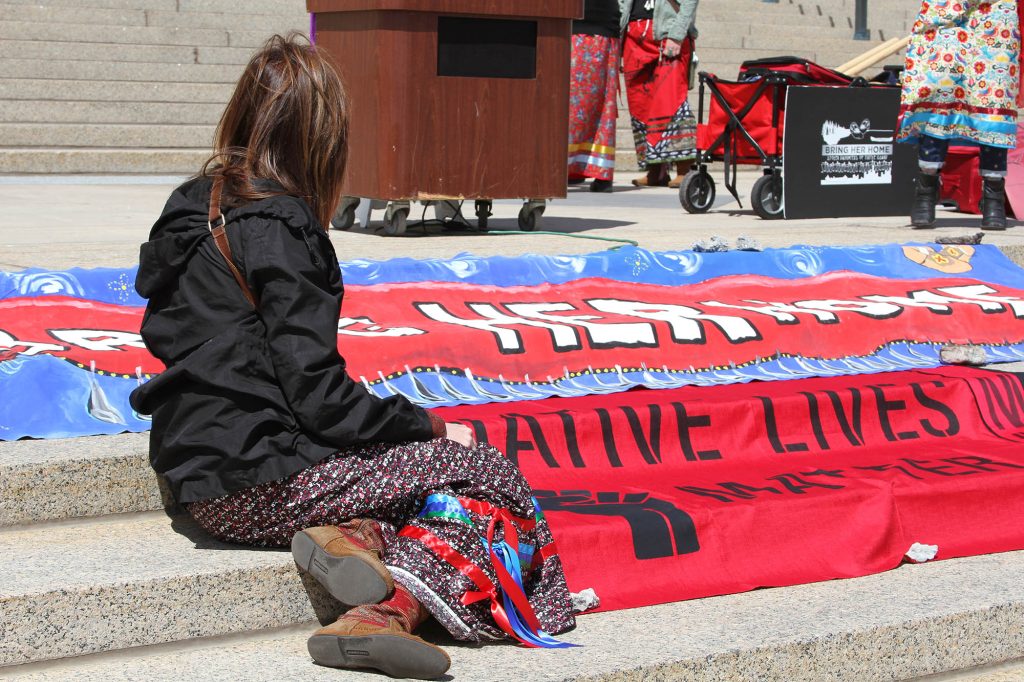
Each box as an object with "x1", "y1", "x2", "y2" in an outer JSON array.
[
  {"x1": 0, "y1": 267, "x2": 142, "y2": 305},
  {"x1": 0, "y1": 354, "x2": 151, "y2": 440},
  {"x1": 359, "y1": 342, "x2": 1024, "y2": 408},
  {"x1": 341, "y1": 244, "x2": 1024, "y2": 289},
  {"x1": 4, "y1": 243, "x2": 1024, "y2": 440},
  {"x1": 4, "y1": 244, "x2": 1024, "y2": 303}
]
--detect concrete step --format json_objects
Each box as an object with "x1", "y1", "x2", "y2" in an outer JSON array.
[
  {"x1": 0, "y1": 58, "x2": 243, "y2": 83},
  {"x1": 698, "y1": 8, "x2": 833, "y2": 25},
  {"x1": 0, "y1": 148, "x2": 210, "y2": 174},
  {"x1": 0, "y1": 39, "x2": 195, "y2": 64},
  {"x1": 0, "y1": 0, "x2": 175, "y2": 9},
  {"x1": 0, "y1": 0, "x2": 305, "y2": 26},
  {"x1": 743, "y1": 34, "x2": 888, "y2": 52},
  {"x1": 0, "y1": 511, "x2": 335, "y2": 667},
  {"x1": 0, "y1": 39, "x2": 254, "y2": 65},
  {"x1": 1, "y1": 123, "x2": 214, "y2": 148},
  {"x1": 228, "y1": 28, "x2": 310, "y2": 48},
  {"x1": 0, "y1": 3, "x2": 147, "y2": 27},
  {"x1": 694, "y1": 23, "x2": 878, "y2": 50},
  {"x1": 0, "y1": 0, "x2": 303, "y2": 10},
  {"x1": 1, "y1": 532, "x2": 1022, "y2": 679},
  {"x1": 145, "y1": 9, "x2": 307, "y2": 31},
  {"x1": 0, "y1": 433, "x2": 163, "y2": 528},
  {"x1": 0, "y1": 100, "x2": 223, "y2": 125},
  {"x1": 179, "y1": 0, "x2": 306, "y2": 14},
  {"x1": 0, "y1": 78, "x2": 234, "y2": 103},
  {"x1": 0, "y1": 20, "x2": 230, "y2": 48},
  {"x1": 195, "y1": 45, "x2": 260, "y2": 65}
]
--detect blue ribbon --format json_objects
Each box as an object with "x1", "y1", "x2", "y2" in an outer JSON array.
[
  {"x1": 492, "y1": 541, "x2": 577, "y2": 649},
  {"x1": 415, "y1": 493, "x2": 574, "y2": 649}
]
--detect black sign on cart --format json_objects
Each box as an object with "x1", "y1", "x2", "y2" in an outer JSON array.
[{"x1": 782, "y1": 86, "x2": 916, "y2": 219}]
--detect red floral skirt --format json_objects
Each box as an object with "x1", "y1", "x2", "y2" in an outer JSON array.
[{"x1": 569, "y1": 33, "x2": 620, "y2": 181}]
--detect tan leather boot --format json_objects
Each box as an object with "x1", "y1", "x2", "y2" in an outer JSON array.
[
  {"x1": 669, "y1": 161, "x2": 693, "y2": 189},
  {"x1": 307, "y1": 585, "x2": 451, "y2": 679},
  {"x1": 291, "y1": 520, "x2": 393, "y2": 606},
  {"x1": 631, "y1": 165, "x2": 670, "y2": 187}
]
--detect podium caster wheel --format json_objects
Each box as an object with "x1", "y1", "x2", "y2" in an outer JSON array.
[
  {"x1": 332, "y1": 197, "x2": 360, "y2": 230},
  {"x1": 383, "y1": 204, "x2": 409, "y2": 236},
  {"x1": 679, "y1": 170, "x2": 715, "y2": 214},
  {"x1": 518, "y1": 203, "x2": 545, "y2": 231},
  {"x1": 333, "y1": 205, "x2": 356, "y2": 230},
  {"x1": 474, "y1": 200, "x2": 492, "y2": 231},
  {"x1": 751, "y1": 173, "x2": 784, "y2": 220}
]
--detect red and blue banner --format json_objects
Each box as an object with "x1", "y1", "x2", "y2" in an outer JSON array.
[
  {"x1": 5, "y1": 244, "x2": 1024, "y2": 611},
  {"x1": 4, "y1": 244, "x2": 1024, "y2": 440}
]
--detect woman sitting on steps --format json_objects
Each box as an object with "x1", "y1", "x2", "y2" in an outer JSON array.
[{"x1": 130, "y1": 33, "x2": 575, "y2": 680}]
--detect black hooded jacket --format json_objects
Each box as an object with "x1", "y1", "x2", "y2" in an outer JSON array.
[{"x1": 130, "y1": 177, "x2": 435, "y2": 503}]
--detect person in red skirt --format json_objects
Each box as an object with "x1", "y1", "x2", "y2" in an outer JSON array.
[
  {"x1": 568, "y1": 0, "x2": 623, "y2": 192},
  {"x1": 130, "y1": 34, "x2": 575, "y2": 680},
  {"x1": 624, "y1": 0, "x2": 700, "y2": 188}
]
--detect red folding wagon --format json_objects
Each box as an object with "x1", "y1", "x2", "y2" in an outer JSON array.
[{"x1": 679, "y1": 57, "x2": 859, "y2": 220}]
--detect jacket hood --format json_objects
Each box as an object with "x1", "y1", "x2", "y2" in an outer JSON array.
[
  {"x1": 135, "y1": 177, "x2": 315, "y2": 300},
  {"x1": 136, "y1": 177, "x2": 215, "y2": 299}
]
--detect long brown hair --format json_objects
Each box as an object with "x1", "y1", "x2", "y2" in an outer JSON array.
[{"x1": 202, "y1": 33, "x2": 348, "y2": 230}]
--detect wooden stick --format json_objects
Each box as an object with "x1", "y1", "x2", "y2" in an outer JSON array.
[
  {"x1": 836, "y1": 36, "x2": 910, "y2": 75},
  {"x1": 836, "y1": 36, "x2": 901, "y2": 74}
]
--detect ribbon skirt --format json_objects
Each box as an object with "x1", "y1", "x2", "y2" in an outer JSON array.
[
  {"x1": 186, "y1": 439, "x2": 576, "y2": 643},
  {"x1": 568, "y1": 33, "x2": 621, "y2": 181},
  {"x1": 898, "y1": 0, "x2": 1020, "y2": 148},
  {"x1": 623, "y1": 20, "x2": 698, "y2": 167}
]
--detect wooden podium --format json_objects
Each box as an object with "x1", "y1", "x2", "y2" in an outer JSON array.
[{"x1": 307, "y1": 0, "x2": 582, "y2": 233}]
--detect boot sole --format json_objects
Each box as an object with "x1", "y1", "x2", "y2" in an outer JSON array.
[
  {"x1": 308, "y1": 633, "x2": 451, "y2": 679},
  {"x1": 291, "y1": 530, "x2": 391, "y2": 606}
]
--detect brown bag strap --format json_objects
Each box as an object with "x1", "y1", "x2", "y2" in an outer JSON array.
[{"x1": 208, "y1": 176, "x2": 258, "y2": 308}]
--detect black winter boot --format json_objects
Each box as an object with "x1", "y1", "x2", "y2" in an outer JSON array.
[
  {"x1": 981, "y1": 177, "x2": 1007, "y2": 230},
  {"x1": 911, "y1": 172, "x2": 940, "y2": 228}
]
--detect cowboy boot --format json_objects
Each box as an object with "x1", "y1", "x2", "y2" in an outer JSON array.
[
  {"x1": 668, "y1": 161, "x2": 693, "y2": 189},
  {"x1": 307, "y1": 584, "x2": 451, "y2": 679},
  {"x1": 631, "y1": 164, "x2": 670, "y2": 187},
  {"x1": 291, "y1": 520, "x2": 394, "y2": 605},
  {"x1": 910, "y1": 172, "x2": 939, "y2": 228},
  {"x1": 981, "y1": 176, "x2": 1007, "y2": 230}
]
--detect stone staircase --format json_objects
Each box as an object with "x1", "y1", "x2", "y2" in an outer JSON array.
[
  {"x1": 0, "y1": 0, "x2": 920, "y2": 176},
  {"x1": 0, "y1": 0, "x2": 307, "y2": 174},
  {"x1": 2, "y1": 430, "x2": 1024, "y2": 680}
]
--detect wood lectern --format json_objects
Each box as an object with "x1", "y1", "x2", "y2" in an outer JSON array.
[{"x1": 306, "y1": 0, "x2": 582, "y2": 233}]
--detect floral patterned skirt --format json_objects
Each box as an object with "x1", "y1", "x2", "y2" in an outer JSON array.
[
  {"x1": 186, "y1": 440, "x2": 575, "y2": 643},
  {"x1": 898, "y1": 0, "x2": 1020, "y2": 148},
  {"x1": 569, "y1": 34, "x2": 620, "y2": 181}
]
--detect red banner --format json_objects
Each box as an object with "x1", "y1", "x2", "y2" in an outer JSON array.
[
  {"x1": 4, "y1": 273, "x2": 1024, "y2": 380},
  {"x1": 437, "y1": 367, "x2": 1024, "y2": 611}
]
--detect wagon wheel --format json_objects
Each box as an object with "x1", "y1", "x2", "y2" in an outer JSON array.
[
  {"x1": 751, "y1": 173, "x2": 784, "y2": 220},
  {"x1": 679, "y1": 170, "x2": 716, "y2": 213}
]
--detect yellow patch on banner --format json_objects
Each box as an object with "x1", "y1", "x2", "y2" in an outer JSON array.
[{"x1": 903, "y1": 245, "x2": 976, "y2": 273}]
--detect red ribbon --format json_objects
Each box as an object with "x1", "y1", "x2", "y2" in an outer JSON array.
[
  {"x1": 458, "y1": 497, "x2": 537, "y2": 531},
  {"x1": 399, "y1": 510, "x2": 549, "y2": 647}
]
